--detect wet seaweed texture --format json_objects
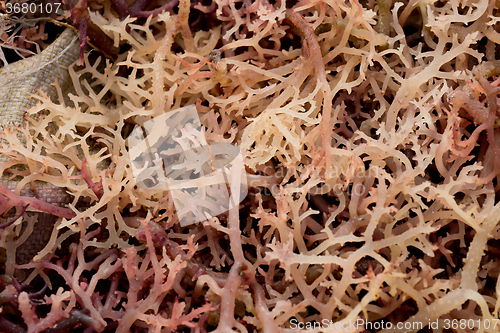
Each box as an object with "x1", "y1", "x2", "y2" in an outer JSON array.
[{"x1": 2, "y1": 0, "x2": 500, "y2": 332}]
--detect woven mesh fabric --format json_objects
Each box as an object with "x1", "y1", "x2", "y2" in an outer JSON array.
[
  {"x1": 0, "y1": 28, "x2": 79, "y2": 126},
  {"x1": 0, "y1": 29, "x2": 78, "y2": 201},
  {"x1": 0, "y1": 29, "x2": 79, "y2": 263}
]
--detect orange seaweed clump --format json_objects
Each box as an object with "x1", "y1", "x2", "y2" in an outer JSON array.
[{"x1": 1, "y1": 0, "x2": 500, "y2": 332}]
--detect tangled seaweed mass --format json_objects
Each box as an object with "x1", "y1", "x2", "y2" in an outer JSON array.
[{"x1": 1, "y1": 0, "x2": 500, "y2": 332}]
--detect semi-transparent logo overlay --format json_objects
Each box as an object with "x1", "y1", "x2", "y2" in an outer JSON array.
[{"x1": 128, "y1": 105, "x2": 248, "y2": 226}]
